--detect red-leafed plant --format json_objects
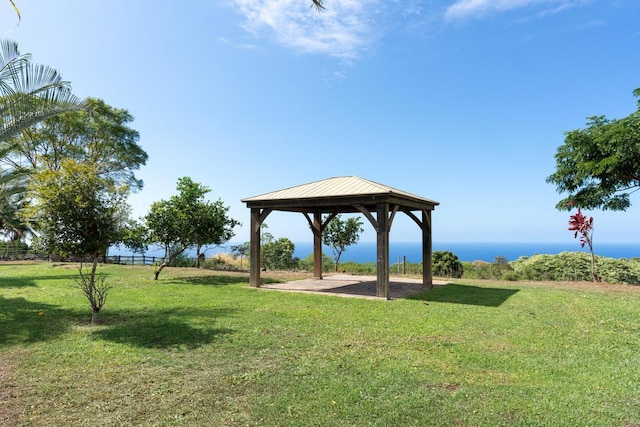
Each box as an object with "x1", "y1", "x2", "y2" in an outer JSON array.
[{"x1": 568, "y1": 208, "x2": 600, "y2": 282}]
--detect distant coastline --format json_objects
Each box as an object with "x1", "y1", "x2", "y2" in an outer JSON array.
[
  {"x1": 111, "y1": 241, "x2": 640, "y2": 263},
  {"x1": 291, "y1": 241, "x2": 640, "y2": 263}
]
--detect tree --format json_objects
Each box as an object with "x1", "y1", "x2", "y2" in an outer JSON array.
[
  {"x1": 144, "y1": 177, "x2": 239, "y2": 280},
  {"x1": 3, "y1": 97, "x2": 147, "y2": 190},
  {"x1": 119, "y1": 219, "x2": 149, "y2": 255},
  {"x1": 0, "y1": 39, "x2": 83, "y2": 143},
  {"x1": 262, "y1": 235, "x2": 296, "y2": 270},
  {"x1": 432, "y1": 251, "x2": 463, "y2": 278},
  {"x1": 568, "y1": 208, "x2": 600, "y2": 283},
  {"x1": 547, "y1": 88, "x2": 640, "y2": 211},
  {"x1": 231, "y1": 242, "x2": 250, "y2": 269},
  {"x1": 0, "y1": 143, "x2": 29, "y2": 239},
  {"x1": 0, "y1": 39, "x2": 83, "y2": 240},
  {"x1": 27, "y1": 159, "x2": 130, "y2": 323},
  {"x1": 322, "y1": 214, "x2": 364, "y2": 272}
]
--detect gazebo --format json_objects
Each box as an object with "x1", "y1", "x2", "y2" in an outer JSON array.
[{"x1": 241, "y1": 176, "x2": 439, "y2": 299}]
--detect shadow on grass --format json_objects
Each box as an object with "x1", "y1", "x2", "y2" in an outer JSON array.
[
  {"x1": 0, "y1": 274, "x2": 81, "y2": 288},
  {"x1": 175, "y1": 274, "x2": 250, "y2": 286},
  {"x1": 92, "y1": 308, "x2": 235, "y2": 349},
  {"x1": 0, "y1": 296, "x2": 78, "y2": 346},
  {"x1": 408, "y1": 283, "x2": 519, "y2": 307},
  {"x1": 0, "y1": 276, "x2": 37, "y2": 287}
]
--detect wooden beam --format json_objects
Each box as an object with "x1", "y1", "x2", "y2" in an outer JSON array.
[
  {"x1": 422, "y1": 209, "x2": 433, "y2": 289},
  {"x1": 354, "y1": 203, "x2": 379, "y2": 232},
  {"x1": 402, "y1": 209, "x2": 422, "y2": 227},
  {"x1": 249, "y1": 208, "x2": 262, "y2": 287},
  {"x1": 376, "y1": 203, "x2": 390, "y2": 299},
  {"x1": 388, "y1": 204, "x2": 399, "y2": 230},
  {"x1": 313, "y1": 211, "x2": 323, "y2": 279}
]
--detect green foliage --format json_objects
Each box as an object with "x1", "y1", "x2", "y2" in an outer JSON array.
[
  {"x1": 510, "y1": 252, "x2": 640, "y2": 284},
  {"x1": 461, "y1": 258, "x2": 522, "y2": 282},
  {"x1": 119, "y1": 220, "x2": 148, "y2": 254},
  {"x1": 432, "y1": 250, "x2": 464, "y2": 278},
  {"x1": 298, "y1": 252, "x2": 334, "y2": 272},
  {"x1": 322, "y1": 214, "x2": 364, "y2": 272},
  {"x1": 462, "y1": 260, "x2": 492, "y2": 279},
  {"x1": 144, "y1": 177, "x2": 240, "y2": 279},
  {"x1": 0, "y1": 239, "x2": 29, "y2": 259},
  {"x1": 0, "y1": 39, "x2": 83, "y2": 143},
  {"x1": 547, "y1": 88, "x2": 640, "y2": 211},
  {"x1": 168, "y1": 252, "x2": 197, "y2": 268},
  {"x1": 27, "y1": 159, "x2": 130, "y2": 322},
  {"x1": 28, "y1": 159, "x2": 129, "y2": 258},
  {"x1": 5, "y1": 97, "x2": 147, "y2": 190},
  {"x1": 261, "y1": 236, "x2": 297, "y2": 270}
]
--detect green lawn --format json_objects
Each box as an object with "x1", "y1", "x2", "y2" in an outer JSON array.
[{"x1": 1, "y1": 262, "x2": 639, "y2": 426}]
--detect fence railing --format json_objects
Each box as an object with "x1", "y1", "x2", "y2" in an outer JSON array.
[
  {"x1": 0, "y1": 249, "x2": 162, "y2": 265},
  {"x1": 106, "y1": 255, "x2": 160, "y2": 266}
]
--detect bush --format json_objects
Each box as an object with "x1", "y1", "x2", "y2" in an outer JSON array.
[
  {"x1": 433, "y1": 251, "x2": 463, "y2": 278},
  {"x1": 462, "y1": 261, "x2": 491, "y2": 279},
  {"x1": 337, "y1": 261, "x2": 376, "y2": 274},
  {"x1": 168, "y1": 253, "x2": 196, "y2": 267},
  {"x1": 298, "y1": 253, "x2": 334, "y2": 273},
  {"x1": 510, "y1": 252, "x2": 640, "y2": 284},
  {"x1": 501, "y1": 271, "x2": 520, "y2": 281}
]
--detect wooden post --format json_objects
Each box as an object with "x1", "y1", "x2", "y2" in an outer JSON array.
[
  {"x1": 376, "y1": 203, "x2": 390, "y2": 299},
  {"x1": 422, "y1": 209, "x2": 433, "y2": 289},
  {"x1": 249, "y1": 208, "x2": 261, "y2": 287},
  {"x1": 313, "y1": 211, "x2": 323, "y2": 279}
]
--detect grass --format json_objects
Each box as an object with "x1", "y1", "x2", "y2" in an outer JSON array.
[{"x1": 1, "y1": 262, "x2": 639, "y2": 426}]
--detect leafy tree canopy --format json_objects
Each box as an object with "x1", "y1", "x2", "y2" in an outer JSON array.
[
  {"x1": 27, "y1": 159, "x2": 130, "y2": 257},
  {"x1": 3, "y1": 97, "x2": 146, "y2": 190},
  {"x1": 144, "y1": 177, "x2": 240, "y2": 279},
  {"x1": 27, "y1": 159, "x2": 130, "y2": 324},
  {"x1": 547, "y1": 88, "x2": 640, "y2": 211},
  {"x1": 432, "y1": 251, "x2": 463, "y2": 278},
  {"x1": 262, "y1": 236, "x2": 296, "y2": 271},
  {"x1": 322, "y1": 214, "x2": 364, "y2": 272}
]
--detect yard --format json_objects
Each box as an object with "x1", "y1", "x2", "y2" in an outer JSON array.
[{"x1": 1, "y1": 262, "x2": 639, "y2": 426}]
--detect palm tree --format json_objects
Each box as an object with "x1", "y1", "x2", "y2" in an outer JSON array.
[
  {"x1": 0, "y1": 39, "x2": 83, "y2": 142},
  {"x1": 0, "y1": 39, "x2": 83, "y2": 242}
]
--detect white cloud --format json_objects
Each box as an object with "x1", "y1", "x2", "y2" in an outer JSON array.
[
  {"x1": 231, "y1": 0, "x2": 378, "y2": 60},
  {"x1": 444, "y1": 0, "x2": 582, "y2": 22}
]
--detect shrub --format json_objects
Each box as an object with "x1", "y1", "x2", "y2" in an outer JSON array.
[
  {"x1": 298, "y1": 253, "x2": 334, "y2": 273},
  {"x1": 169, "y1": 253, "x2": 196, "y2": 267},
  {"x1": 462, "y1": 260, "x2": 492, "y2": 279},
  {"x1": 501, "y1": 271, "x2": 520, "y2": 281},
  {"x1": 510, "y1": 252, "x2": 640, "y2": 284},
  {"x1": 433, "y1": 251, "x2": 463, "y2": 278}
]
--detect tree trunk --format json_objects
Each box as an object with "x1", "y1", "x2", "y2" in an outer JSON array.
[
  {"x1": 589, "y1": 250, "x2": 601, "y2": 282},
  {"x1": 154, "y1": 262, "x2": 167, "y2": 280},
  {"x1": 89, "y1": 257, "x2": 99, "y2": 324}
]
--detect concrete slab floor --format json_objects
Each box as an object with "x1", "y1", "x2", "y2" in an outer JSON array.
[{"x1": 259, "y1": 274, "x2": 449, "y2": 300}]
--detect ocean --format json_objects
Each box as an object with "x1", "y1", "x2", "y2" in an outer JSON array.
[
  {"x1": 111, "y1": 241, "x2": 640, "y2": 263},
  {"x1": 291, "y1": 241, "x2": 640, "y2": 263}
]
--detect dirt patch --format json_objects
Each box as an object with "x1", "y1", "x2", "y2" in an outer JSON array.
[{"x1": 0, "y1": 353, "x2": 19, "y2": 427}]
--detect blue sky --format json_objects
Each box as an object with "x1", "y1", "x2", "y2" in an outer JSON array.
[{"x1": 1, "y1": 0, "x2": 639, "y2": 245}]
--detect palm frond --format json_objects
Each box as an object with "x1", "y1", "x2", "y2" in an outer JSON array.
[{"x1": 311, "y1": 0, "x2": 325, "y2": 10}]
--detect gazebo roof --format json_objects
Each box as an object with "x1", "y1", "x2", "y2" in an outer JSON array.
[{"x1": 242, "y1": 176, "x2": 439, "y2": 212}]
